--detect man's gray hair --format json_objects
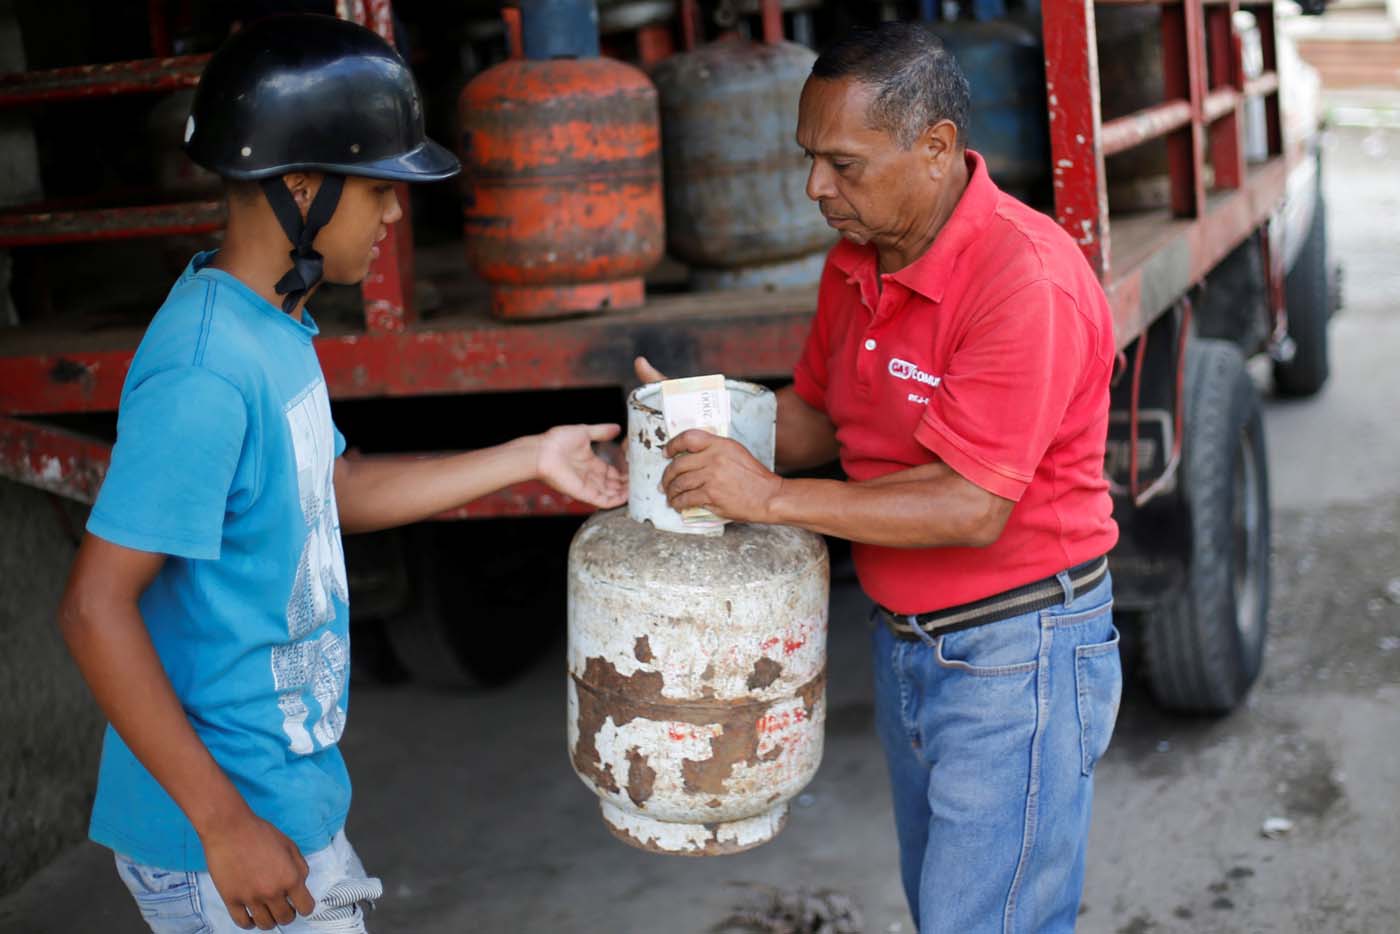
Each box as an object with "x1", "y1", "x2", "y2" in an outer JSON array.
[{"x1": 811, "y1": 22, "x2": 971, "y2": 150}]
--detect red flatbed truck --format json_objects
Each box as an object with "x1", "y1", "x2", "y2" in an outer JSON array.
[{"x1": 0, "y1": 0, "x2": 1332, "y2": 711}]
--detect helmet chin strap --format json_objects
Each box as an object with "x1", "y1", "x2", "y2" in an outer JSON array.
[{"x1": 259, "y1": 174, "x2": 346, "y2": 315}]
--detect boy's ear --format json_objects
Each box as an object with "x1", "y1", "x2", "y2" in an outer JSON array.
[{"x1": 280, "y1": 172, "x2": 319, "y2": 218}]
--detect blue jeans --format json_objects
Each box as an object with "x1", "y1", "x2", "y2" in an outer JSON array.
[
  {"x1": 872, "y1": 572, "x2": 1121, "y2": 934},
  {"x1": 115, "y1": 830, "x2": 381, "y2": 933}
]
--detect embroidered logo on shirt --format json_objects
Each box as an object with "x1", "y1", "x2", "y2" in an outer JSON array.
[{"x1": 888, "y1": 357, "x2": 942, "y2": 388}]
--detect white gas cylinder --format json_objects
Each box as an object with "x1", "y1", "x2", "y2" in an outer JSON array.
[{"x1": 566, "y1": 380, "x2": 829, "y2": 855}]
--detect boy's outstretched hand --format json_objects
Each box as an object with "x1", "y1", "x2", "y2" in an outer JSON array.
[{"x1": 536, "y1": 424, "x2": 628, "y2": 509}]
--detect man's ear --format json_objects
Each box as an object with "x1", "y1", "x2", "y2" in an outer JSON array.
[{"x1": 923, "y1": 120, "x2": 960, "y2": 181}]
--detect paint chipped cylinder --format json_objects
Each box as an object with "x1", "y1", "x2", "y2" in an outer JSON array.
[
  {"x1": 567, "y1": 384, "x2": 829, "y2": 856},
  {"x1": 458, "y1": 9, "x2": 664, "y2": 320}
]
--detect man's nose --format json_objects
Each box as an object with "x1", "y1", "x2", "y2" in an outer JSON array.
[
  {"x1": 805, "y1": 160, "x2": 835, "y2": 203},
  {"x1": 384, "y1": 187, "x2": 404, "y2": 225}
]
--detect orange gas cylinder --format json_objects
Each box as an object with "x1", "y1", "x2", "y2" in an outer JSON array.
[{"x1": 459, "y1": 0, "x2": 664, "y2": 319}]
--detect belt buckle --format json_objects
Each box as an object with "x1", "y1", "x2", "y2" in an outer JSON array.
[{"x1": 883, "y1": 608, "x2": 927, "y2": 642}]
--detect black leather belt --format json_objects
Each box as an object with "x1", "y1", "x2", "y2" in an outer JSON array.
[{"x1": 881, "y1": 555, "x2": 1110, "y2": 641}]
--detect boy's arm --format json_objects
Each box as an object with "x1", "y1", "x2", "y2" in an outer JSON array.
[
  {"x1": 333, "y1": 424, "x2": 626, "y2": 534},
  {"x1": 59, "y1": 535, "x2": 315, "y2": 932}
]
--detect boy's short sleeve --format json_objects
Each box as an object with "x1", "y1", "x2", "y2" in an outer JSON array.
[{"x1": 87, "y1": 367, "x2": 249, "y2": 561}]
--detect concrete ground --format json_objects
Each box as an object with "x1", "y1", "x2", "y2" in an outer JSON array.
[{"x1": 3, "y1": 124, "x2": 1398, "y2": 934}]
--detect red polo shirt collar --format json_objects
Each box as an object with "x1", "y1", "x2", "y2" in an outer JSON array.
[{"x1": 829, "y1": 150, "x2": 999, "y2": 305}]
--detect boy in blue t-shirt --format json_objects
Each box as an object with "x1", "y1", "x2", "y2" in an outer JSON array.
[{"x1": 57, "y1": 16, "x2": 626, "y2": 934}]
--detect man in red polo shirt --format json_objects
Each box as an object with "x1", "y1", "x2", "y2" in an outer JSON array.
[{"x1": 638, "y1": 21, "x2": 1121, "y2": 934}]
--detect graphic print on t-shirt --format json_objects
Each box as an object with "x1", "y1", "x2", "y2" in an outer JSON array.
[{"x1": 273, "y1": 380, "x2": 349, "y2": 755}]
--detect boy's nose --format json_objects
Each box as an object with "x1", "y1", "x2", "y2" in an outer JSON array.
[{"x1": 384, "y1": 188, "x2": 404, "y2": 225}]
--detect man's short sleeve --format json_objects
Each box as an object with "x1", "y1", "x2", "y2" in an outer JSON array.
[
  {"x1": 914, "y1": 281, "x2": 1095, "y2": 502},
  {"x1": 87, "y1": 367, "x2": 248, "y2": 560},
  {"x1": 792, "y1": 263, "x2": 845, "y2": 412},
  {"x1": 792, "y1": 317, "x2": 830, "y2": 411}
]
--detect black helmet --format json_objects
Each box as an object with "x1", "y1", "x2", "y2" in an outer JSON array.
[
  {"x1": 185, "y1": 13, "x2": 458, "y2": 182},
  {"x1": 185, "y1": 14, "x2": 458, "y2": 314}
]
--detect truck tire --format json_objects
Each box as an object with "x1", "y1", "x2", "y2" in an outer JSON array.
[
  {"x1": 385, "y1": 520, "x2": 571, "y2": 689},
  {"x1": 1273, "y1": 185, "x2": 1330, "y2": 397},
  {"x1": 1145, "y1": 339, "x2": 1271, "y2": 713}
]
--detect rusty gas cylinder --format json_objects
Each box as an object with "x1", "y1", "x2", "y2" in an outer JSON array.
[
  {"x1": 566, "y1": 381, "x2": 829, "y2": 855},
  {"x1": 459, "y1": 0, "x2": 664, "y2": 319},
  {"x1": 652, "y1": 33, "x2": 834, "y2": 291}
]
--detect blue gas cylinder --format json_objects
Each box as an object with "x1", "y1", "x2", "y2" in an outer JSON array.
[
  {"x1": 930, "y1": 20, "x2": 1051, "y2": 204},
  {"x1": 651, "y1": 34, "x2": 835, "y2": 291}
]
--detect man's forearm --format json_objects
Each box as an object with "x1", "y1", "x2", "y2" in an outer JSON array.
[
  {"x1": 335, "y1": 436, "x2": 538, "y2": 534},
  {"x1": 59, "y1": 600, "x2": 250, "y2": 836},
  {"x1": 765, "y1": 463, "x2": 1011, "y2": 548}
]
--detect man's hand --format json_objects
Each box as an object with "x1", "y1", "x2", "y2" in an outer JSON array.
[
  {"x1": 201, "y1": 812, "x2": 315, "y2": 930},
  {"x1": 662, "y1": 430, "x2": 782, "y2": 523},
  {"x1": 537, "y1": 424, "x2": 628, "y2": 509}
]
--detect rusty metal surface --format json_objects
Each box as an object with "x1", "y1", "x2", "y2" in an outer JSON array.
[
  {"x1": 1105, "y1": 155, "x2": 1290, "y2": 349},
  {"x1": 0, "y1": 287, "x2": 819, "y2": 416},
  {"x1": 633, "y1": 23, "x2": 676, "y2": 66},
  {"x1": 1160, "y1": 0, "x2": 1208, "y2": 219},
  {"x1": 1254, "y1": 6, "x2": 1284, "y2": 157},
  {"x1": 0, "y1": 416, "x2": 109, "y2": 502},
  {"x1": 1101, "y1": 100, "x2": 1194, "y2": 157},
  {"x1": 1044, "y1": 0, "x2": 1112, "y2": 277},
  {"x1": 460, "y1": 57, "x2": 664, "y2": 318},
  {"x1": 0, "y1": 417, "x2": 605, "y2": 517},
  {"x1": 567, "y1": 508, "x2": 829, "y2": 855},
  {"x1": 1206, "y1": 4, "x2": 1246, "y2": 191},
  {"x1": 485, "y1": 279, "x2": 645, "y2": 320},
  {"x1": 652, "y1": 36, "x2": 832, "y2": 280},
  {"x1": 568, "y1": 392, "x2": 823, "y2": 856},
  {"x1": 0, "y1": 55, "x2": 207, "y2": 108},
  {"x1": 1097, "y1": 6, "x2": 1173, "y2": 214},
  {"x1": 0, "y1": 200, "x2": 224, "y2": 247},
  {"x1": 1046, "y1": 0, "x2": 1296, "y2": 346}
]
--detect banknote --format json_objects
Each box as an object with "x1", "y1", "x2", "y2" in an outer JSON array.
[{"x1": 660, "y1": 374, "x2": 730, "y2": 528}]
